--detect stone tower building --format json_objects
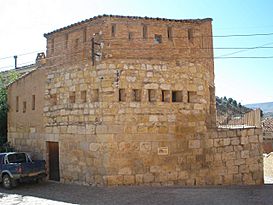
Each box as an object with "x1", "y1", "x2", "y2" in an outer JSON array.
[{"x1": 8, "y1": 15, "x2": 263, "y2": 186}]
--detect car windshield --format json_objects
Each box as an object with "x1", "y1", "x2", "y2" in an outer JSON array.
[{"x1": 7, "y1": 153, "x2": 27, "y2": 163}]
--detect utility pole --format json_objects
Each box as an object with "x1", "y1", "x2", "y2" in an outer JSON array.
[{"x1": 14, "y1": 55, "x2": 18, "y2": 69}]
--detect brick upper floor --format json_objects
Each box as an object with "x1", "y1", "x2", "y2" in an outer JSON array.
[{"x1": 44, "y1": 15, "x2": 214, "y2": 66}]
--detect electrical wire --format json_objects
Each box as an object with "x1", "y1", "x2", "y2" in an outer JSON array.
[
  {"x1": 1, "y1": 47, "x2": 273, "y2": 71},
  {"x1": 0, "y1": 50, "x2": 44, "y2": 60},
  {"x1": 1, "y1": 30, "x2": 273, "y2": 70},
  {"x1": 217, "y1": 42, "x2": 273, "y2": 57},
  {"x1": 1, "y1": 30, "x2": 273, "y2": 60}
]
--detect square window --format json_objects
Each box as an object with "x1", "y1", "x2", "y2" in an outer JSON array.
[
  {"x1": 132, "y1": 89, "x2": 141, "y2": 102},
  {"x1": 23, "y1": 101, "x2": 26, "y2": 113},
  {"x1": 81, "y1": 90, "x2": 87, "y2": 103},
  {"x1": 172, "y1": 91, "x2": 183, "y2": 102},
  {"x1": 162, "y1": 90, "x2": 170, "y2": 102},
  {"x1": 69, "y1": 92, "x2": 76, "y2": 103},
  {"x1": 119, "y1": 89, "x2": 126, "y2": 102},
  {"x1": 188, "y1": 91, "x2": 198, "y2": 103},
  {"x1": 154, "y1": 34, "x2": 162, "y2": 44},
  {"x1": 148, "y1": 89, "x2": 157, "y2": 102}
]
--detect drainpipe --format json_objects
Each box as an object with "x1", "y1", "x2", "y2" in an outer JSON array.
[{"x1": 14, "y1": 55, "x2": 18, "y2": 69}]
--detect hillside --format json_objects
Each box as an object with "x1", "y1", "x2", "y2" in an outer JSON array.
[
  {"x1": 245, "y1": 102, "x2": 273, "y2": 113},
  {"x1": 216, "y1": 96, "x2": 251, "y2": 116}
]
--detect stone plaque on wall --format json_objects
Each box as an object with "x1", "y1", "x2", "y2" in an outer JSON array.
[{"x1": 157, "y1": 147, "x2": 169, "y2": 155}]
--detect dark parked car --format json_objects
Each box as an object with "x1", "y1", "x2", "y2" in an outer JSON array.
[{"x1": 0, "y1": 152, "x2": 46, "y2": 189}]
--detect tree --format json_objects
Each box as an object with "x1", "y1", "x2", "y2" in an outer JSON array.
[
  {"x1": 0, "y1": 71, "x2": 20, "y2": 145},
  {"x1": 232, "y1": 100, "x2": 237, "y2": 107},
  {"x1": 228, "y1": 97, "x2": 233, "y2": 104}
]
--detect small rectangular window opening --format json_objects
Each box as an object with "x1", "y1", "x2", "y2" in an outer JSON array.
[
  {"x1": 162, "y1": 90, "x2": 170, "y2": 102},
  {"x1": 128, "y1": 32, "x2": 133, "y2": 41},
  {"x1": 16, "y1": 96, "x2": 19, "y2": 112},
  {"x1": 154, "y1": 34, "x2": 162, "y2": 44},
  {"x1": 91, "y1": 89, "x2": 99, "y2": 102},
  {"x1": 167, "y1": 27, "x2": 173, "y2": 40},
  {"x1": 32, "y1": 95, "x2": 35, "y2": 110},
  {"x1": 132, "y1": 89, "x2": 141, "y2": 102},
  {"x1": 51, "y1": 38, "x2": 54, "y2": 54},
  {"x1": 69, "y1": 92, "x2": 76, "y2": 103},
  {"x1": 65, "y1": 34, "x2": 69, "y2": 48},
  {"x1": 81, "y1": 90, "x2": 87, "y2": 103},
  {"x1": 143, "y1": 25, "x2": 148, "y2": 39},
  {"x1": 74, "y1": 38, "x2": 79, "y2": 48},
  {"x1": 188, "y1": 28, "x2": 193, "y2": 42},
  {"x1": 83, "y1": 27, "x2": 87, "y2": 42},
  {"x1": 23, "y1": 101, "x2": 26, "y2": 113},
  {"x1": 148, "y1": 89, "x2": 157, "y2": 102},
  {"x1": 172, "y1": 91, "x2": 183, "y2": 102},
  {"x1": 119, "y1": 89, "x2": 126, "y2": 102},
  {"x1": 111, "y1": 24, "x2": 116, "y2": 37}
]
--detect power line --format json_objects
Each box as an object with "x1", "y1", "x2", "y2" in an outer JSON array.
[
  {"x1": 215, "y1": 56, "x2": 273, "y2": 59},
  {"x1": 2, "y1": 54, "x2": 273, "y2": 71},
  {"x1": 1, "y1": 44, "x2": 273, "y2": 61},
  {"x1": 2, "y1": 45, "x2": 273, "y2": 71},
  {"x1": 218, "y1": 42, "x2": 273, "y2": 57},
  {"x1": 0, "y1": 61, "x2": 35, "y2": 70},
  {"x1": 1, "y1": 30, "x2": 273, "y2": 60},
  {"x1": 213, "y1": 32, "x2": 273, "y2": 37},
  {"x1": 0, "y1": 50, "x2": 44, "y2": 60},
  {"x1": 1, "y1": 31, "x2": 273, "y2": 69}
]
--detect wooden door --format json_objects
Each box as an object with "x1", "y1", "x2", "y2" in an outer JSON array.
[{"x1": 47, "y1": 142, "x2": 60, "y2": 181}]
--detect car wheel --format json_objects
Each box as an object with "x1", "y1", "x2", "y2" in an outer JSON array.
[{"x1": 2, "y1": 174, "x2": 12, "y2": 189}]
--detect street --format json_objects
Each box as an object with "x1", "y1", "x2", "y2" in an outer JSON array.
[{"x1": 0, "y1": 181, "x2": 273, "y2": 205}]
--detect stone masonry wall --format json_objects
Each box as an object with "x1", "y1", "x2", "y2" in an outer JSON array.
[
  {"x1": 8, "y1": 16, "x2": 263, "y2": 187},
  {"x1": 54, "y1": 127, "x2": 263, "y2": 186},
  {"x1": 8, "y1": 60, "x2": 263, "y2": 186},
  {"x1": 37, "y1": 60, "x2": 263, "y2": 186},
  {"x1": 8, "y1": 127, "x2": 263, "y2": 186}
]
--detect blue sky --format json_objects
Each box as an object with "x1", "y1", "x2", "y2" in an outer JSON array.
[{"x1": 0, "y1": 0, "x2": 272, "y2": 104}]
